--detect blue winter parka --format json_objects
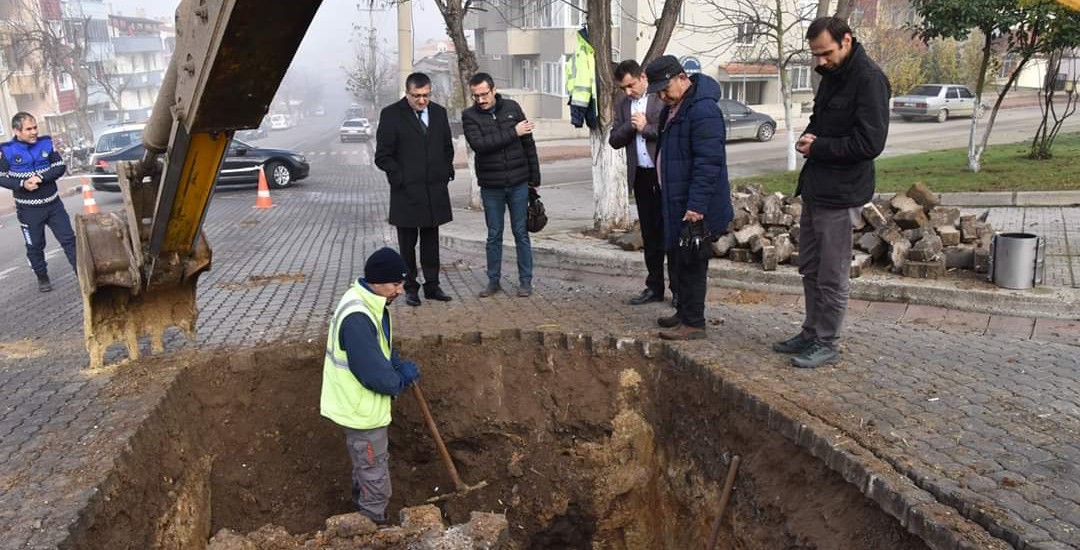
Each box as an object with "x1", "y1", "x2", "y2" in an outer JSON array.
[{"x1": 656, "y1": 73, "x2": 734, "y2": 249}]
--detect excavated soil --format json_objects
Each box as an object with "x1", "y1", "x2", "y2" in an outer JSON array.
[{"x1": 64, "y1": 334, "x2": 931, "y2": 550}]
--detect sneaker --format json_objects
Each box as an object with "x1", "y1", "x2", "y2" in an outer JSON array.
[
  {"x1": 478, "y1": 281, "x2": 502, "y2": 298},
  {"x1": 36, "y1": 273, "x2": 52, "y2": 293},
  {"x1": 791, "y1": 342, "x2": 841, "y2": 369},
  {"x1": 659, "y1": 325, "x2": 706, "y2": 341},
  {"x1": 772, "y1": 333, "x2": 814, "y2": 354},
  {"x1": 657, "y1": 314, "x2": 681, "y2": 328},
  {"x1": 517, "y1": 283, "x2": 533, "y2": 297}
]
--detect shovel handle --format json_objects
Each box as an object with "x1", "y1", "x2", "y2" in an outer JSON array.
[{"x1": 411, "y1": 383, "x2": 468, "y2": 492}]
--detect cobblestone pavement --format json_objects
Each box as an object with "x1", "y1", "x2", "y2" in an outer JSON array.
[{"x1": 0, "y1": 155, "x2": 1078, "y2": 549}]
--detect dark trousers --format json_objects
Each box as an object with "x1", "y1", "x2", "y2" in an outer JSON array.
[
  {"x1": 396, "y1": 226, "x2": 440, "y2": 294},
  {"x1": 670, "y1": 244, "x2": 710, "y2": 328},
  {"x1": 798, "y1": 203, "x2": 861, "y2": 348},
  {"x1": 633, "y1": 168, "x2": 673, "y2": 296},
  {"x1": 17, "y1": 200, "x2": 76, "y2": 276}
]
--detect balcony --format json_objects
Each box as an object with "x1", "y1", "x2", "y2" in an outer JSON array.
[
  {"x1": 112, "y1": 36, "x2": 163, "y2": 54},
  {"x1": 117, "y1": 70, "x2": 164, "y2": 89}
]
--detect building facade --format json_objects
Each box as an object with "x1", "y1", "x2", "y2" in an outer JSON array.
[{"x1": 101, "y1": 14, "x2": 167, "y2": 125}]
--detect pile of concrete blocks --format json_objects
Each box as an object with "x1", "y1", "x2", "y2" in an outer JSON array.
[{"x1": 710, "y1": 182, "x2": 993, "y2": 279}]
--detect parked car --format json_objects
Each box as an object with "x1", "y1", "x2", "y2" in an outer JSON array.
[
  {"x1": 90, "y1": 138, "x2": 309, "y2": 192},
  {"x1": 89, "y1": 124, "x2": 146, "y2": 175},
  {"x1": 892, "y1": 84, "x2": 982, "y2": 122},
  {"x1": 716, "y1": 99, "x2": 776, "y2": 142},
  {"x1": 339, "y1": 118, "x2": 373, "y2": 142},
  {"x1": 268, "y1": 113, "x2": 291, "y2": 130}
]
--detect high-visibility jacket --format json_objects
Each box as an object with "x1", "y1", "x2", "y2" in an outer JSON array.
[
  {"x1": 565, "y1": 31, "x2": 595, "y2": 108},
  {"x1": 320, "y1": 281, "x2": 393, "y2": 430}
]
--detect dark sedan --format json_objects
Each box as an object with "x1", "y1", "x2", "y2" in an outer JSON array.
[{"x1": 90, "y1": 138, "x2": 310, "y2": 192}]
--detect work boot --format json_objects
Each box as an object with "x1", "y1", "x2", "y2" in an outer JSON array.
[
  {"x1": 657, "y1": 314, "x2": 681, "y2": 328},
  {"x1": 478, "y1": 280, "x2": 502, "y2": 298},
  {"x1": 772, "y1": 333, "x2": 815, "y2": 354},
  {"x1": 659, "y1": 325, "x2": 706, "y2": 341},
  {"x1": 36, "y1": 272, "x2": 52, "y2": 293},
  {"x1": 517, "y1": 282, "x2": 533, "y2": 297},
  {"x1": 791, "y1": 342, "x2": 841, "y2": 369}
]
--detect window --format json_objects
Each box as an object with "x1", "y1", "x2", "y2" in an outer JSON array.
[
  {"x1": 789, "y1": 66, "x2": 811, "y2": 91},
  {"x1": 569, "y1": 0, "x2": 586, "y2": 27},
  {"x1": 957, "y1": 87, "x2": 974, "y2": 99},
  {"x1": 540, "y1": 1, "x2": 563, "y2": 27},
  {"x1": 611, "y1": 0, "x2": 620, "y2": 27},
  {"x1": 542, "y1": 55, "x2": 569, "y2": 96},
  {"x1": 736, "y1": 21, "x2": 755, "y2": 45},
  {"x1": 522, "y1": 0, "x2": 540, "y2": 28},
  {"x1": 475, "y1": 29, "x2": 485, "y2": 56},
  {"x1": 519, "y1": 57, "x2": 539, "y2": 90},
  {"x1": 948, "y1": 87, "x2": 960, "y2": 99}
]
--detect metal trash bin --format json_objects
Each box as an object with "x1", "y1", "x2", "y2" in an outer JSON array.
[{"x1": 989, "y1": 232, "x2": 1045, "y2": 289}]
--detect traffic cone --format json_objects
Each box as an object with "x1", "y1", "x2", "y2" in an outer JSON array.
[
  {"x1": 254, "y1": 165, "x2": 274, "y2": 209},
  {"x1": 82, "y1": 179, "x2": 99, "y2": 214}
]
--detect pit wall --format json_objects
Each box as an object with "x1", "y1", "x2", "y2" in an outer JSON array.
[{"x1": 59, "y1": 332, "x2": 1001, "y2": 549}]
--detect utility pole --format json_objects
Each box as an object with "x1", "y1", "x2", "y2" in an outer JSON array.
[{"x1": 398, "y1": 1, "x2": 413, "y2": 89}]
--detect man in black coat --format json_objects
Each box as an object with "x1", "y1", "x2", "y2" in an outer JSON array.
[
  {"x1": 609, "y1": 59, "x2": 671, "y2": 307},
  {"x1": 375, "y1": 72, "x2": 455, "y2": 307},
  {"x1": 773, "y1": 17, "x2": 890, "y2": 368},
  {"x1": 461, "y1": 72, "x2": 540, "y2": 298}
]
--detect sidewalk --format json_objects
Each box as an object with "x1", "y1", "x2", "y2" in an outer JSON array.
[{"x1": 443, "y1": 173, "x2": 1080, "y2": 320}]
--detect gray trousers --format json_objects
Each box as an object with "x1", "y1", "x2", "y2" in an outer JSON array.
[
  {"x1": 344, "y1": 426, "x2": 391, "y2": 522},
  {"x1": 798, "y1": 203, "x2": 862, "y2": 348}
]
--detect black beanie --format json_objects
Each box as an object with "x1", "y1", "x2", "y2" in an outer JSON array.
[{"x1": 364, "y1": 247, "x2": 408, "y2": 284}]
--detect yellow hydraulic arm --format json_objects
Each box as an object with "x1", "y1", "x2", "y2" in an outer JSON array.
[{"x1": 75, "y1": 0, "x2": 324, "y2": 367}]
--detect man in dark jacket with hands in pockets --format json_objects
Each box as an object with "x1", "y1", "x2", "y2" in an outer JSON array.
[
  {"x1": 773, "y1": 17, "x2": 890, "y2": 369},
  {"x1": 462, "y1": 72, "x2": 540, "y2": 298}
]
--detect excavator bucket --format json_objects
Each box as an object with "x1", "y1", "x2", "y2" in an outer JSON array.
[{"x1": 76, "y1": 163, "x2": 211, "y2": 368}]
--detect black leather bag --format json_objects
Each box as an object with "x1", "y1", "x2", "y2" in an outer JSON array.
[
  {"x1": 678, "y1": 220, "x2": 715, "y2": 263},
  {"x1": 527, "y1": 188, "x2": 548, "y2": 233}
]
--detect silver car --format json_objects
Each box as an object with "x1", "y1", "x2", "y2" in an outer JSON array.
[{"x1": 892, "y1": 84, "x2": 981, "y2": 123}]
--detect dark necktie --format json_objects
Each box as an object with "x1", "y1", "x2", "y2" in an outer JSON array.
[{"x1": 416, "y1": 110, "x2": 426, "y2": 132}]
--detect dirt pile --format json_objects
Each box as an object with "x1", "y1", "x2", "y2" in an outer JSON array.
[{"x1": 207, "y1": 506, "x2": 507, "y2": 550}]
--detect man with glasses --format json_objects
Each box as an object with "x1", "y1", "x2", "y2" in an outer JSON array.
[
  {"x1": 645, "y1": 55, "x2": 733, "y2": 340},
  {"x1": 375, "y1": 72, "x2": 456, "y2": 307},
  {"x1": 461, "y1": 72, "x2": 540, "y2": 298}
]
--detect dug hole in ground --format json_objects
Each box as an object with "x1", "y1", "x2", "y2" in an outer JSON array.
[{"x1": 64, "y1": 333, "x2": 930, "y2": 550}]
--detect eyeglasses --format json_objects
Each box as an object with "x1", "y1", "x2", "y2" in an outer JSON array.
[{"x1": 471, "y1": 89, "x2": 493, "y2": 101}]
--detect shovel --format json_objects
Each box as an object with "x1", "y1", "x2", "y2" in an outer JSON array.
[{"x1": 410, "y1": 383, "x2": 489, "y2": 502}]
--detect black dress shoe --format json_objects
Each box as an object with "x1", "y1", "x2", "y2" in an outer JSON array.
[
  {"x1": 424, "y1": 287, "x2": 453, "y2": 302},
  {"x1": 628, "y1": 288, "x2": 663, "y2": 305},
  {"x1": 405, "y1": 292, "x2": 421, "y2": 307},
  {"x1": 657, "y1": 314, "x2": 681, "y2": 328}
]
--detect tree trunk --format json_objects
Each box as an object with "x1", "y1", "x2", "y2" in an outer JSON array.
[
  {"x1": 834, "y1": 0, "x2": 857, "y2": 21},
  {"x1": 436, "y1": 0, "x2": 482, "y2": 209},
  {"x1": 587, "y1": 0, "x2": 628, "y2": 233},
  {"x1": 966, "y1": 33, "x2": 993, "y2": 173},
  {"x1": 642, "y1": 0, "x2": 685, "y2": 66},
  {"x1": 775, "y1": 0, "x2": 797, "y2": 172}
]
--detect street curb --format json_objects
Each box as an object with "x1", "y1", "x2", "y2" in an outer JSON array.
[
  {"x1": 874, "y1": 190, "x2": 1080, "y2": 207},
  {"x1": 441, "y1": 227, "x2": 1080, "y2": 320}
]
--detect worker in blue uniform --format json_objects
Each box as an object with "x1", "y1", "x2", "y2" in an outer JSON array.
[{"x1": 0, "y1": 112, "x2": 77, "y2": 292}]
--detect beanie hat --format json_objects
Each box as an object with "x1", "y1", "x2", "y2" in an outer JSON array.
[{"x1": 364, "y1": 247, "x2": 408, "y2": 284}]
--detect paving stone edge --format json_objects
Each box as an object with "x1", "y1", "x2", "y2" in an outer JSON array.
[{"x1": 441, "y1": 231, "x2": 1080, "y2": 320}]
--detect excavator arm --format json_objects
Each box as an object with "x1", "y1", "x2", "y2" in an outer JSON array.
[{"x1": 75, "y1": 0, "x2": 324, "y2": 367}]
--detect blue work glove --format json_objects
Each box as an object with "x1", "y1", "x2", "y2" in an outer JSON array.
[{"x1": 397, "y1": 360, "x2": 421, "y2": 386}]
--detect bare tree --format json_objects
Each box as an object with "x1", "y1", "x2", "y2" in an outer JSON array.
[
  {"x1": 696, "y1": 0, "x2": 816, "y2": 171},
  {"x1": 90, "y1": 62, "x2": 135, "y2": 124},
  {"x1": 0, "y1": 0, "x2": 95, "y2": 138},
  {"x1": 642, "y1": 0, "x2": 687, "y2": 65},
  {"x1": 343, "y1": 14, "x2": 397, "y2": 113},
  {"x1": 1030, "y1": 49, "x2": 1079, "y2": 159}
]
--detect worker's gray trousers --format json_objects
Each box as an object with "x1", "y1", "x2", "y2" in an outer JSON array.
[
  {"x1": 344, "y1": 426, "x2": 391, "y2": 523},
  {"x1": 798, "y1": 203, "x2": 862, "y2": 348}
]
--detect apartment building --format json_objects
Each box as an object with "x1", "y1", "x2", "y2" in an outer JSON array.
[{"x1": 101, "y1": 14, "x2": 167, "y2": 124}]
